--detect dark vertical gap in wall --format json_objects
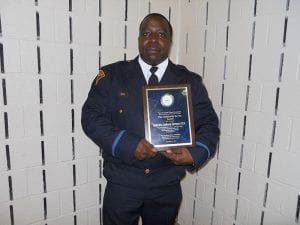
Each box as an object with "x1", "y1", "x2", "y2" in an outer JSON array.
[
  {"x1": 41, "y1": 141, "x2": 45, "y2": 165},
  {"x1": 40, "y1": 110, "x2": 44, "y2": 136},
  {"x1": 124, "y1": 53, "x2": 126, "y2": 61},
  {"x1": 194, "y1": 179, "x2": 198, "y2": 198},
  {"x1": 98, "y1": 22, "x2": 102, "y2": 46},
  {"x1": 36, "y1": 12, "x2": 40, "y2": 40},
  {"x1": 72, "y1": 137, "x2": 75, "y2": 160},
  {"x1": 99, "y1": 183, "x2": 102, "y2": 205},
  {"x1": 274, "y1": 88, "x2": 280, "y2": 116},
  {"x1": 100, "y1": 207, "x2": 102, "y2": 225},
  {"x1": 70, "y1": 79, "x2": 74, "y2": 104},
  {"x1": 223, "y1": 55, "x2": 227, "y2": 80},
  {"x1": 213, "y1": 188, "x2": 216, "y2": 208},
  {"x1": 286, "y1": 0, "x2": 290, "y2": 11},
  {"x1": 192, "y1": 199, "x2": 196, "y2": 219},
  {"x1": 251, "y1": 21, "x2": 256, "y2": 49},
  {"x1": 271, "y1": 120, "x2": 277, "y2": 147},
  {"x1": 74, "y1": 215, "x2": 77, "y2": 225},
  {"x1": 260, "y1": 210, "x2": 265, "y2": 225},
  {"x1": 242, "y1": 115, "x2": 247, "y2": 140},
  {"x1": 0, "y1": 14, "x2": 2, "y2": 36},
  {"x1": 99, "y1": 0, "x2": 102, "y2": 17},
  {"x1": 99, "y1": 159, "x2": 102, "y2": 178},
  {"x1": 205, "y1": 2, "x2": 209, "y2": 25},
  {"x1": 73, "y1": 164, "x2": 76, "y2": 186},
  {"x1": 43, "y1": 197, "x2": 47, "y2": 220},
  {"x1": 9, "y1": 205, "x2": 14, "y2": 225},
  {"x1": 124, "y1": 25, "x2": 127, "y2": 49},
  {"x1": 37, "y1": 46, "x2": 41, "y2": 74},
  {"x1": 4, "y1": 112, "x2": 9, "y2": 139},
  {"x1": 221, "y1": 84, "x2": 224, "y2": 106},
  {"x1": 225, "y1": 26, "x2": 229, "y2": 51},
  {"x1": 234, "y1": 199, "x2": 238, "y2": 220},
  {"x1": 283, "y1": 17, "x2": 288, "y2": 47},
  {"x1": 239, "y1": 144, "x2": 244, "y2": 168},
  {"x1": 202, "y1": 56, "x2": 206, "y2": 78},
  {"x1": 39, "y1": 79, "x2": 43, "y2": 104},
  {"x1": 98, "y1": 51, "x2": 101, "y2": 69},
  {"x1": 278, "y1": 53, "x2": 284, "y2": 82},
  {"x1": 69, "y1": 0, "x2": 72, "y2": 12},
  {"x1": 237, "y1": 172, "x2": 241, "y2": 194},
  {"x1": 148, "y1": 1, "x2": 151, "y2": 14},
  {"x1": 2, "y1": 78, "x2": 7, "y2": 105},
  {"x1": 267, "y1": 152, "x2": 272, "y2": 178},
  {"x1": 245, "y1": 85, "x2": 250, "y2": 111},
  {"x1": 8, "y1": 176, "x2": 13, "y2": 200},
  {"x1": 35, "y1": 0, "x2": 38, "y2": 6},
  {"x1": 204, "y1": 30, "x2": 207, "y2": 52},
  {"x1": 254, "y1": 0, "x2": 257, "y2": 17},
  {"x1": 42, "y1": 169, "x2": 47, "y2": 193},
  {"x1": 263, "y1": 183, "x2": 269, "y2": 207},
  {"x1": 69, "y1": 16, "x2": 73, "y2": 43},
  {"x1": 70, "y1": 48, "x2": 73, "y2": 75},
  {"x1": 71, "y1": 109, "x2": 75, "y2": 133},
  {"x1": 248, "y1": 54, "x2": 252, "y2": 81},
  {"x1": 73, "y1": 190, "x2": 76, "y2": 211},
  {"x1": 296, "y1": 195, "x2": 300, "y2": 223},
  {"x1": 0, "y1": 43, "x2": 4, "y2": 73},
  {"x1": 214, "y1": 164, "x2": 218, "y2": 185},
  {"x1": 124, "y1": 0, "x2": 128, "y2": 21},
  {"x1": 185, "y1": 33, "x2": 189, "y2": 54},
  {"x1": 6, "y1": 145, "x2": 11, "y2": 170},
  {"x1": 210, "y1": 211, "x2": 214, "y2": 225},
  {"x1": 227, "y1": 0, "x2": 231, "y2": 22},
  {"x1": 168, "y1": 7, "x2": 171, "y2": 22}
]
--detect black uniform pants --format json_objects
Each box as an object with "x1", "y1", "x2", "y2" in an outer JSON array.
[{"x1": 103, "y1": 182, "x2": 182, "y2": 225}]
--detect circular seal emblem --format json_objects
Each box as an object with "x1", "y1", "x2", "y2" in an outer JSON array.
[{"x1": 160, "y1": 93, "x2": 174, "y2": 107}]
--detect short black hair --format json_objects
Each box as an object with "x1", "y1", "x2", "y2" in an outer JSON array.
[{"x1": 139, "y1": 13, "x2": 173, "y2": 40}]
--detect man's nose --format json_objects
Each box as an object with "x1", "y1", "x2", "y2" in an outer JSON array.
[{"x1": 149, "y1": 33, "x2": 159, "y2": 42}]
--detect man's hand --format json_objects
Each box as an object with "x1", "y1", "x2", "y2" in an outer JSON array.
[
  {"x1": 134, "y1": 139, "x2": 158, "y2": 160},
  {"x1": 160, "y1": 147, "x2": 194, "y2": 165}
]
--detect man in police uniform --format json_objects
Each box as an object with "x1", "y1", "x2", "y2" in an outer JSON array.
[{"x1": 81, "y1": 13, "x2": 220, "y2": 225}]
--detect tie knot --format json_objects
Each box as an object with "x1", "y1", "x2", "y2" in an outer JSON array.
[{"x1": 150, "y1": 66, "x2": 158, "y2": 75}]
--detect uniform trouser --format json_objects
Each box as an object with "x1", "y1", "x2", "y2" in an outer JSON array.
[{"x1": 103, "y1": 181, "x2": 182, "y2": 225}]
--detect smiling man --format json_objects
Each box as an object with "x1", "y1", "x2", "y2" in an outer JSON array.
[{"x1": 81, "y1": 13, "x2": 220, "y2": 225}]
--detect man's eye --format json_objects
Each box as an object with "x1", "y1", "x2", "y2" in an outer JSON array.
[
  {"x1": 158, "y1": 32, "x2": 167, "y2": 38},
  {"x1": 143, "y1": 32, "x2": 151, "y2": 37}
]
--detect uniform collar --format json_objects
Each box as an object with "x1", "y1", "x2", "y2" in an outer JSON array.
[{"x1": 138, "y1": 56, "x2": 169, "y2": 82}]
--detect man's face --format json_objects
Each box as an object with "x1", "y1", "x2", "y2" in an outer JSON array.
[{"x1": 138, "y1": 16, "x2": 172, "y2": 66}]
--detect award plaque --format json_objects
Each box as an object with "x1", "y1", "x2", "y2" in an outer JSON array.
[{"x1": 142, "y1": 84, "x2": 195, "y2": 149}]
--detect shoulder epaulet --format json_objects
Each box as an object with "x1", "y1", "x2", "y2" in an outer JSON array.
[{"x1": 95, "y1": 69, "x2": 106, "y2": 86}]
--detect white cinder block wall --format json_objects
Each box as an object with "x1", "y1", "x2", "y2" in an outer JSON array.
[{"x1": 0, "y1": 1, "x2": 299, "y2": 225}]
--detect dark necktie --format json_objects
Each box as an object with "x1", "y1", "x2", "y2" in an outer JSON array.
[{"x1": 148, "y1": 66, "x2": 158, "y2": 85}]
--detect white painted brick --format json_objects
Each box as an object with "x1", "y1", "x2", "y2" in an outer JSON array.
[
  {"x1": 102, "y1": 0, "x2": 126, "y2": 20},
  {"x1": 241, "y1": 141, "x2": 257, "y2": 171},
  {"x1": 248, "y1": 202, "x2": 263, "y2": 225},
  {"x1": 47, "y1": 191, "x2": 60, "y2": 219},
  {"x1": 0, "y1": 203, "x2": 11, "y2": 225},
  {"x1": 254, "y1": 144, "x2": 270, "y2": 176},
  {"x1": 10, "y1": 169, "x2": 28, "y2": 199},
  {"x1": 76, "y1": 159, "x2": 88, "y2": 185},
  {"x1": 208, "y1": 0, "x2": 228, "y2": 25},
  {"x1": 10, "y1": 137, "x2": 42, "y2": 169},
  {"x1": 73, "y1": 45, "x2": 88, "y2": 74},
  {"x1": 57, "y1": 135, "x2": 73, "y2": 162},
  {"x1": 264, "y1": 209, "x2": 298, "y2": 225},
  {"x1": 267, "y1": 15, "x2": 285, "y2": 49},
  {"x1": 216, "y1": 161, "x2": 239, "y2": 193},
  {"x1": 76, "y1": 182, "x2": 99, "y2": 210},
  {"x1": 257, "y1": 0, "x2": 286, "y2": 15},
  {"x1": 47, "y1": 214, "x2": 73, "y2": 225},
  {"x1": 76, "y1": 210, "x2": 88, "y2": 225},
  {"x1": 46, "y1": 163, "x2": 73, "y2": 191},
  {"x1": 40, "y1": 43, "x2": 69, "y2": 74},
  {"x1": 195, "y1": 177, "x2": 205, "y2": 202},
  {"x1": 218, "y1": 135, "x2": 241, "y2": 166},
  {"x1": 235, "y1": 196, "x2": 250, "y2": 225},
  {"x1": 113, "y1": 22, "x2": 125, "y2": 49},
  {"x1": 0, "y1": 173, "x2": 9, "y2": 202},
  {"x1": 54, "y1": 10, "x2": 69, "y2": 43},
  {"x1": 101, "y1": 18, "x2": 115, "y2": 47},
  {"x1": 87, "y1": 157, "x2": 100, "y2": 182},
  {"x1": 182, "y1": 172, "x2": 196, "y2": 198},
  {"x1": 290, "y1": 118, "x2": 300, "y2": 153},
  {"x1": 1, "y1": 2, "x2": 36, "y2": 40},
  {"x1": 223, "y1": 80, "x2": 247, "y2": 109},
  {"x1": 178, "y1": 195, "x2": 194, "y2": 225},
  {"x1": 282, "y1": 49, "x2": 300, "y2": 82},
  {"x1": 286, "y1": 14, "x2": 300, "y2": 50},
  {"x1": 75, "y1": 132, "x2": 100, "y2": 159},
  {"x1": 273, "y1": 116, "x2": 292, "y2": 151},
  {"x1": 245, "y1": 112, "x2": 273, "y2": 145},
  {"x1": 230, "y1": 0, "x2": 254, "y2": 20},
  {"x1": 197, "y1": 158, "x2": 216, "y2": 183},
  {"x1": 220, "y1": 108, "x2": 233, "y2": 136},
  {"x1": 279, "y1": 83, "x2": 300, "y2": 118},
  {"x1": 27, "y1": 167, "x2": 44, "y2": 195},
  {"x1": 57, "y1": 76, "x2": 71, "y2": 105},
  {"x1": 239, "y1": 170, "x2": 266, "y2": 205},
  {"x1": 271, "y1": 150, "x2": 300, "y2": 188},
  {"x1": 215, "y1": 187, "x2": 236, "y2": 218},
  {"x1": 72, "y1": 0, "x2": 85, "y2": 13},
  {"x1": 20, "y1": 41, "x2": 38, "y2": 73},
  {"x1": 60, "y1": 188, "x2": 74, "y2": 214},
  {"x1": 228, "y1": 109, "x2": 244, "y2": 139},
  {"x1": 23, "y1": 106, "x2": 41, "y2": 138},
  {"x1": 260, "y1": 83, "x2": 277, "y2": 114},
  {"x1": 202, "y1": 180, "x2": 215, "y2": 207},
  {"x1": 194, "y1": 202, "x2": 212, "y2": 225},
  {"x1": 39, "y1": 7, "x2": 55, "y2": 41},
  {"x1": 86, "y1": 46, "x2": 99, "y2": 76},
  {"x1": 2, "y1": 39, "x2": 21, "y2": 73},
  {"x1": 38, "y1": 0, "x2": 69, "y2": 11},
  {"x1": 43, "y1": 75, "x2": 59, "y2": 106},
  {"x1": 247, "y1": 82, "x2": 263, "y2": 112},
  {"x1": 88, "y1": 206, "x2": 101, "y2": 225},
  {"x1": 215, "y1": 22, "x2": 227, "y2": 52},
  {"x1": 14, "y1": 195, "x2": 44, "y2": 225},
  {"x1": 0, "y1": 144, "x2": 7, "y2": 172},
  {"x1": 44, "y1": 135, "x2": 59, "y2": 164},
  {"x1": 99, "y1": 46, "x2": 123, "y2": 67},
  {"x1": 86, "y1": 0, "x2": 100, "y2": 17},
  {"x1": 212, "y1": 210, "x2": 223, "y2": 225}
]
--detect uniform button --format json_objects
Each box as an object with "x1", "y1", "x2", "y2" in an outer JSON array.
[
  {"x1": 144, "y1": 168, "x2": 150, "y2": 174},
  {"x1": 119, "y1": 109, "x2": 123, "y2": 113}
]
